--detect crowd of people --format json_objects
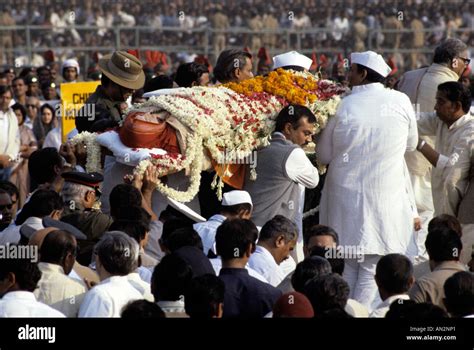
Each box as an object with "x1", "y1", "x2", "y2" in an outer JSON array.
[
  {"x1": 0, "y1": 14, "x2": 473, "y2": 319},
  {"x1": 1, "y1": 0, "x2": 474, "y2": 73}
]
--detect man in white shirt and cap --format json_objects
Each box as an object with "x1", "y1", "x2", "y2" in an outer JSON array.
[
  {"x1": 194, "y1": 190, "x2": 252, "y2": 257},
  {"x1": 79, "y1": 231, "x2": 152, "y2": 317},
  {"x1": 0, "y1": 256, "x2": 65, "y2": 317},
  {"x1": 248, "y1": 215, "x2": 298, "y2": 287},
  {"x1": 317, "y1": 50, "x2": 419, "y2": 311}
]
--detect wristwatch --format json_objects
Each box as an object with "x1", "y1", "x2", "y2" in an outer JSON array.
[{"x1": 417, "y1": 139, "x2": 426, "y2": 151}]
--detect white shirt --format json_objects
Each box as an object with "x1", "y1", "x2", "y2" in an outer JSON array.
[
  {"x1": 0, "y1": 108, "x2": 20, "y2": 159},
  {"x1": 0, "y1": 291, "x2": 65, "y2": 317},
  {"x1": 0, "y1": 224, "x2": 20, "y2": 245},
  {"x1": 78, "y1": 275, "x2": 147, "y2": 317},
  {"x1": 209, "y1": 258, "x2": 268, "y2": 283},
  {"x1": 417, "y1": 112, "x2": 474, "y2": 217},
  {"x1": 194, "y1": 214, "x2": 226, "y2": 256},
  {"x1": 34, "y1": 262, "x2": 87, "y2": 317},
  {"x1": 0, "y1": 110, "x2": 10, "y2": 154},
  {"x1": 248, "y1": 245, "x2": 286, "y2": 287},
  {"x1": 317, "y1": 83, "x2": 419, "y2": 256},
  {"x1": 144, "y1": 220, "x2": 164, "y2": 261},
  {"x1": 370, "y1": 294, "x2": 410, "y2": 318}
]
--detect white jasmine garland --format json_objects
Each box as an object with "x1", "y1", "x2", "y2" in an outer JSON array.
[{"x1": 69, "y1": 132, "x2": 101, "y2": 173}]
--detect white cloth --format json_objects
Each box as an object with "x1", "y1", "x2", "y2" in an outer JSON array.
[
  {"x1": 209, "y1": 258, "x2": 268, "y2": 283},
  {"x1": 248, "y1": 245, "x2": 286, "y2": 287},
  {"x1": 126, "y1": 272, "x2": 154, "y2": 301},
  {"x1": 193, "y1": 214, "x2": 226, "y2": 255},
  {"x1": 0, "y1": 291, "x2": 65, "y2": 317},
  {"x1": 78, "y1": 275, "x2": 147, "y2": 317},
  {"x1": 0, "y1": 108, "x2": 20, "y2": 159},
  {"x1": 34, "y1": 262, "x2": 87, "y2": 317},
  {"x1": 317, "y1": 83, "x2": 418, "y2": 256},
  {"x1": 417, "y1": 112, "x2": 474, "y2": 216},
  {"x1": 351, "y1": 51, "x2": 392, "y2": 77},
  {"x1": 136, "y1": 266, "x2": 153, "y2": 284},
  {"x1": 346, "y1": 298, "x2": 369, "y2": 318},
  {"x1": 42, "y1": 127, "x2": 61, "y2": 150},
  {"x1": 343, "y1": 255, "x2": 382, "y2": 312},
  {"x1": 0, "y1": 224, "x2": 20, "y2": 245},
  {"x1": 369, "y1": 293, "x2": 410, "y2": 318}
]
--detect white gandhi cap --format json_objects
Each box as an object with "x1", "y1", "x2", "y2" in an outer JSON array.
[
  {"x1": 222, "y1": 190, "x2": 253, "y2": 210},
  {"x1": 350, "y1": 51, "x2": 392, "y2": 78},
  {"x1": 273, "y1": 51, "x2": 312, "y2": 70},
  {"x1": 62, "y1": 58, "x2": 80, "y2": 75}
]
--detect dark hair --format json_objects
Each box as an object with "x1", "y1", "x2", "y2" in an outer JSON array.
[
  {"x1": 213, "y1": 49, "x2": 252, "y2": 83},
  {"x1": 443, "y1": 271, "x2": 474, "y2": 317},
  {"x1": 160, "y1": 218, "x2": 194, "y2": 250},
  {"x1": 0, "y1": 180, "x2": 19, "y2": 200},
  {"x1": 11, "y1": 103, "x2": 28, "y2": 124},
  {"x1": 28, "y1": 147, "x2": 62, "y2": 185},
  {"x1": 220, "y1": 203, "x2": 252, "y2": 216},
  {"x1": 109, "y1": 206, "x2": 151, "y2": 244},
  {"x1": 304, "y1": 225, "x2": 339, "y2": 246},
  {"x1": 100, "y1": 74, "x2": 113, "y2": 87},
  {"x1": 291, "y1": 256, "x2": 332, "y2": 292},
  {"x1": 386, "y1": 300, "x2": 449, "y2": 319},
  {"x1": 95, "y1": 231, "x2": 139, "y2": 275},
  {"x1": 121, "y1": 300, "x2": 165, "y2": 319},
  {"x1": 165, "y1": 227, "x2": 203, "y2": 252},
  {"x1": 355, "y1": 64, "x2": 385, "y2": 83},
  {"x1": 375, "y1": 254, "x2": 413, "y2": 294},
  {"x1": 303, "y1": 273, "x2": 350, "y2": 315},
  {"x1": 425, "y1": 226, "x2": 463, "y2": 262},
  {"x1": 144, "y1": 75, "x2": 174, "y2": 93},
  {"x1": 274, "y1": 104, "x2": 317, "y2": 133},
  {"x1": 109, "y1": 184, "x2": 142, "y2": 219},
  {"x1": 259, "y1": 215, "x2": 298, "y2": 243},
  {"x1": 40, "y1": 230, "x2": 77, "y2": 266},
  {"x1": 184, "y1": 274, "x2": 225, "y2": 318},
  {"x1": 0, "y1": 85, "x2": 12, "y2": 97},
  {"x1": 437, "y1": 81, "x2": 472, "y2": 113},
  {"x1": 151, "y1": 254, "x2": 193, "y2": 301},
  {"x1": 12, "y1": 77, "x2": 26, "y2": 85},
  {"x1": 16, "y1": 189, "x2": 62, "y2": 225},
  {"x1": 215, "y1": 219, "x2": 258, "y2": 259},
  {"x1": 175, "y1": 62, "x2": 209, "y2": 87},
  {"x1": 0, "y1": 256, "x2": 42, "y2": 293},
  {"x1": 40, "y1": 103, "x2": 55, "y2": 120},
  {"x1": 309, "y1": 246, "x2": 345, "y2": 275},
  {"x1": 433, "y1": 38, "x2": 468, "y2": 65},
  {"x1": 428, "y1": 214, "x2": 463, "y2": 237}
]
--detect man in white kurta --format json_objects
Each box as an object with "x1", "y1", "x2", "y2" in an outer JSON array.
[
  {"x1": 317, "y1": 51, "x2": 418, "y2": 311},
  {"x1": 416, "y1": 81, "x2": 474, "y2": 265}
]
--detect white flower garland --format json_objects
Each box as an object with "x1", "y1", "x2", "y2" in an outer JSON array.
[{"x1": 69, "y1": 131, "x2": 101, "y2": 173}]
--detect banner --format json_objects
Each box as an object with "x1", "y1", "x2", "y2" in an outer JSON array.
[{"x1": 60, "y1": 81, "x2": 100, "y2": 143}]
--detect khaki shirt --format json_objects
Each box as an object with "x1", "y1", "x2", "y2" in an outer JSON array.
[{"x1": 409, "y1": 261, "x2": 466, "y2": 310}]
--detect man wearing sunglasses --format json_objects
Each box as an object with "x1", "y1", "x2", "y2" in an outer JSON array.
[{"x1": 60, "y1": 171, "x2": 113, "y2": 265}]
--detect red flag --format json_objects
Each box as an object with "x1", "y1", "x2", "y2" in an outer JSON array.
[
  {"x1": 310, "y1": 52, "x2": 318, "y2": 71},
  {"x1": 127, "y1": 49, "x2": 140, "y2": 59}
]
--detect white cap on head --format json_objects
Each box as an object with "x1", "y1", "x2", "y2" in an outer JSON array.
[
  {"x1": 350, "y1": 51, "x2": 391, "y2": 78},
  {"x1": 62, "y1": 59, "x2": 80, "y2": 75},
  {"x1": 273, "y1": 51, "x2": 312, "y2": 70},
  {"x1": 222, "y1": 190, "x2": 253, "y2": 210}
]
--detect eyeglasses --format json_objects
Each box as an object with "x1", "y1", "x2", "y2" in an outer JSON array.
[
  {"x1": 458, "y1": 56, "x2": 471, "y2": 65},
  {"x1": 0, "y1": 204, "x2": 13, "y2": 211}
]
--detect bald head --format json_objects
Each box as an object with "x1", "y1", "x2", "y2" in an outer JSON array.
[{"x1": 40, "y1": 230, "x2": 77, "y2": 274}]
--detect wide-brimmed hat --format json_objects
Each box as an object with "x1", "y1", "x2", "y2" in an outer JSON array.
[{"x1": 98, "y1": 51, "x2": 145, "y2": 90}]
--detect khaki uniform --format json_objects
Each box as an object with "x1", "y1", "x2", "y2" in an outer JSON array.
[{"x1": 211, "y1": 12, "x2": 229, "y2": 59}]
